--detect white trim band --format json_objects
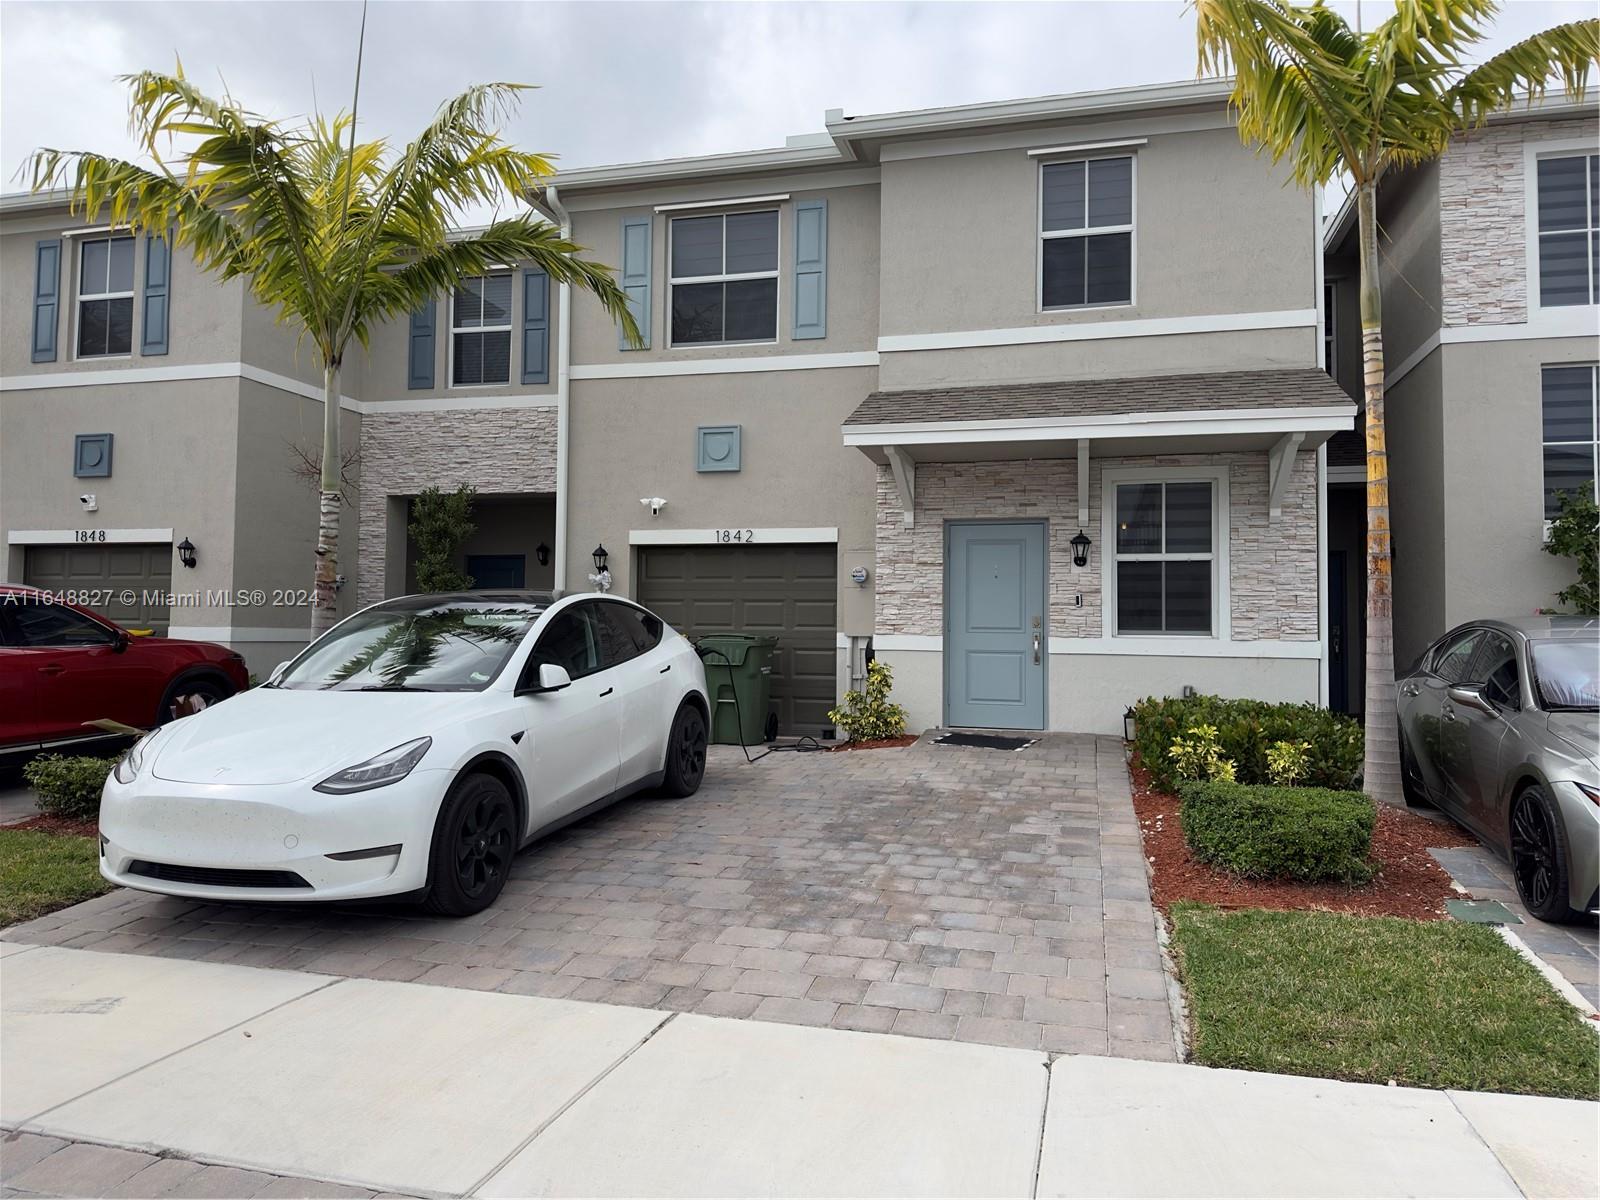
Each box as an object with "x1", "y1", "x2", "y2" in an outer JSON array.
[
  {"x1": 1027, "y1": 138, "x2": 1148, "y2": 158},
  {"x1": 572, "y1": 352, "x2": 877, "y2": 380},
  {"x1": 844, "y1": 406, "x2": 1354, "y2": 449},
  {"x1": 7, "y1": 528, "x2": 173, "y2": 545},
  {"x1": 627, "y1": 527, "x2": 838, "y2": 545},
  {"x1": 877, "y1": 308, "x2": 1317, "y2": 354},
  {"x1": 654, "y1": 193, "x2": 791, "y2": 213}
]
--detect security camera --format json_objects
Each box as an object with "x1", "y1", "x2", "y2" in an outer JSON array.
[
  {"x1": 79, "y1": 494, "x2": 98, "y2": 512},
  {"x1": 640, "y1": 497, "x2": 667, "y2": 517}
]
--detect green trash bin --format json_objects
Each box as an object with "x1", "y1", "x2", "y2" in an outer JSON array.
[{"x1": 697, "y1": 634, "x2": 778, "y2": 745}]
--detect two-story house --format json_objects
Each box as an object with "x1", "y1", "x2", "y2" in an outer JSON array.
[
  {"x1": 2, "y1": 77, "x2": 1355, "y2": 736},
  {"x1": 1324, "y1": 94, "x2": 1600, "y2": 701}
]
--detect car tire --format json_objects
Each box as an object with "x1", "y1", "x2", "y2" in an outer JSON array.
[
  {"x1": 1397, "y1": 723, "x2": 1432, "y2": 809},
  {"x1": 1509, "y1": 783, "x2": 1581, "y2": 924},
  {"x1": 423, "y1": 772, "x2": 518, "y2": 917},
  {"x1": 660, "y1": 702, "x2": 708, "y2": 799},
  {"x1": 157, "y1": 675, "x2": 235, "y2": 725}
]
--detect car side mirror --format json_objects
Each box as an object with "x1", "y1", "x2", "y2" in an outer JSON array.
[
  {"x1": 268, "y1": 661, "x2": 290, "y2": 683},
  {"x1": 112, "y1": 631, "x2": 129, "y2": 653},
  {"x1": 1447, "y1": 685, "x2": 1495, "y2": 715},
  {"x1": 518, "y1": 663, "x2": 572, "y2": 696}
]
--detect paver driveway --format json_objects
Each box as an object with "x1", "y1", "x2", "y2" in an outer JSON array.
[{"x1": 3, "y1": 733, "x2": 1177, "y2": 1059}]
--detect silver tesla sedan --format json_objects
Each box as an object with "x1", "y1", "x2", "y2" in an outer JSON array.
[{"x1": 1396, "y1": 616, "x2": 1599, "y2": 923}]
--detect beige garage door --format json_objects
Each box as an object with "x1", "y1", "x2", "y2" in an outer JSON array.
[
  {"x1": 24, "y1": 544, "x2": 173, "y2": 633},
  {"x1": 636, "y1": 544, "x2": 837, "y2": 736}
]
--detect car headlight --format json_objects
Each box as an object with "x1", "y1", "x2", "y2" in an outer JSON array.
[
  {"x1": 113, "y1": 732, "x2": 158, "y2": 785},
  {"x1": 314, "y1": 737, "x2": 432, "y2": 795}
]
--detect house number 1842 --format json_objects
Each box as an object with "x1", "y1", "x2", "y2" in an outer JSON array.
[{"x1": 715, "y1": 529, "x2": 754, "y2": 543}]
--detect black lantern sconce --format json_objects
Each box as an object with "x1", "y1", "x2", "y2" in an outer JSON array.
[
  {"x1": 1070, "y1": 528, "x2": 1092, "y2": 568},
  {"x1": 591, "y1": 544, "x2": 609, "y2": 574},
  {"x1": 177, "y1": 537, "x2": 197, "y2": 569},
  {"x1": 535, "y1": 543, "x2": 550, "y2": 567},
  {"x1": 1123, "y1": 706, "x2": 1137, "y2": 744}
]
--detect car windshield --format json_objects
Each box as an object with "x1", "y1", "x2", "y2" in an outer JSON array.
[
  {"x1": 275, "y1": 603, "x2": 541, "y2": 692},
  {"x1": 1529, "y1": 639, "x2": 1600, "y2": 712}
]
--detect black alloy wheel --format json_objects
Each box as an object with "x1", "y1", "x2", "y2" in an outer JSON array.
[
  {"x1": 1509, "y1": 784, "x2": 1575, "y2": 923},
  {"x1": 662, "y1": 703, "x2": 708, "y2": 798}
]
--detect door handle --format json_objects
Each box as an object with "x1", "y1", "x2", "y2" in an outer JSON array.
[
  {"x1": 38, "y1": 664, "x2": 65, "y2": 676},
  {"x1": 1400, "y1": 683, "x2": 1420, "y2": 697},
  {"x1": 1441, "y1": 707, "x2": 1456, "y2": 722},
  {"x1": 659, "y1": 664, "x2": 671, "y2": 674},
  {"x1": 599, "y1": 687, "x2": 614, "y2": 697},
  {"x1": 1032, "y1": 633, "x2": 1041, "y2": 665}
]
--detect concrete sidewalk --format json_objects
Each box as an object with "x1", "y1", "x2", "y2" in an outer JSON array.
[{"x1": 3, "y1": 943, "x2": 1595, "y2": 1199}]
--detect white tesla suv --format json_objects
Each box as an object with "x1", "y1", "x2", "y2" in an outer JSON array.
[{"x1": 100, "y1": 592, "x2": 710, "y2": 916}]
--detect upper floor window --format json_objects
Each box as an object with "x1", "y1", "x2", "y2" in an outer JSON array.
[
  {"x1": 1542, "y1": 363, "x2": 1598, "y2": 518},
  {"x1": 670, "y1": 211, "x2": 778, "y2": 345},
  {"x1": 1323, "y1": 281, "x2": 1336, "y2": 376},
  {"x1": 1113, "y1": 479, "x2": 1215, "y2": 635},
  {"x1": 451, "y1": 272, "x2": 512, "y2": 386},
  {"x1": 1040, "y1": 156, "x2": 1133, "y2": 309},
  {"x1": 77, "y1": 235, "x2": 134, "y2": 358},
  {"x1": 1535, "y1": 154, "x2": 1597, "y2": 307}
]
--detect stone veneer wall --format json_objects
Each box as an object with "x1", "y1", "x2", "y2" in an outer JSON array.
[
  {"x1": 874, "y1": 450, "x2": 1318, "y2": 642},
  {"x1": 357, "y1": 406, "x2": 558, "y2": 604},
  {"x1": 1438, "y1": 116, "x2": 1597, "y2": 327}
]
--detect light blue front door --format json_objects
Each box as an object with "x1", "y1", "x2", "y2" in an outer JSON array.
[{"x1": 946, "y1": 522, "x2": 1047, "y2": 729}]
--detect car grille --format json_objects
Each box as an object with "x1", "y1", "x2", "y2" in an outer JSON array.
[{"x1": 126, "y1": 861, "x2": 313, "y2": 889}]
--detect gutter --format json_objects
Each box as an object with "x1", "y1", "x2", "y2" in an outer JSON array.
[{"x1": 545, "y1": 185, "x2": 574, "y2": 594}]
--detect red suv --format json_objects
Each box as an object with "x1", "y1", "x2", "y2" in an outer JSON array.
[{"x1": 0, "y1": 585, "x2": 250, "y2": 762}]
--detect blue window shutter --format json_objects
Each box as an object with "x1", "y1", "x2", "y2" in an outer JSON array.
[
  {"x1": 619, "y1": 215, "x2": 651, "y2": 350},
  {"x1": 521, "y1": 269, "x2": 550, "y2": 384},
  {"x1": 31, "y1": 239, "x2": 61, "y2": 363},
  {"x1": 792, "y1": 198, "x2": 828, "y2": 340},
  {"x1": 407, "y1": 301, "x2": 435, "y2": 390},
  {"x1": 140, "y1": 229, "x2": 172, "y2": 356}
]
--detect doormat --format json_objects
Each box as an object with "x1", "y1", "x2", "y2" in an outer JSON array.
[
  {"x1": 933, "y1": 732, "x2": 1037, "y2": 751},
  {"x1": 1444, "y1": 899, "x2": 1522, "y2": 925}
]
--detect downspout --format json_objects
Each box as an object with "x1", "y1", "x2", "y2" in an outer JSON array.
[{"x1": 546, "y1": 185, "x2": 574, "y2": 594}]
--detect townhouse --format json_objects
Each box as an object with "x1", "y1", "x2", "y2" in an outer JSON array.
[
  {"x1": 2, "y1": 77, "x2": 1355, "y2": 736},
  {"x1": 1324, "y1": 94, "x2": 1600, "y2": 707}
]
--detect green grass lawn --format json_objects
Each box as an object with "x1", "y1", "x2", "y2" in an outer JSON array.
[
  {"x1": 0, "y1": 828, "x2": 110, "y2": 927},
  {"x1": 1170, "y1": 903, "x2": 1600, "y2": 1099}
]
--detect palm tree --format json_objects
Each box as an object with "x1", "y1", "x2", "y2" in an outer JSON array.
[
  {"x1": 1193, "y1": 0, "x2": 1597, "y2": 803},
  {"x1": 28, "y1": 69, "x2": 640, "y2": 637}
]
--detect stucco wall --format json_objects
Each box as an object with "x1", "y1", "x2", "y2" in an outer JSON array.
[
  {"x1": 356, "y1": 406, "x2": 558, "y2": 604},
  {"x1": 873, "y1": 449, "x2": 1319, "y2": 643}
]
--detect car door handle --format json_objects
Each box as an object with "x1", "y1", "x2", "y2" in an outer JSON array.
[
  {"x1": 599, "y1": 687, "x2": 614, "y2": 697},
  {"x1": 1441, "y1": 707, "x2": 1456, "y2": 722},
  {"x1": 1400, "y1": 683, "x2": 1420, "y2": 697},
  {"x1": 38, "y1": 664, "x2": 65, "y2": 676},
  {"x1": 659, "y1": 664, "x2": 671, "y2": 674}
]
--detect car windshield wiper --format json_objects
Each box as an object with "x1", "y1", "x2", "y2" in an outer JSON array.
[{"x1": 351, "y1": 684, "x2": 436, "y2": 692}]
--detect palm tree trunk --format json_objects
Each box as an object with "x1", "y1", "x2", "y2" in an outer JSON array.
[
  {"x1": 310, "y1": 362, "x2": 342, "y2": 639},
  {"x1": 1357, "y1": 182, "x2": 1401, "y2": 806}
]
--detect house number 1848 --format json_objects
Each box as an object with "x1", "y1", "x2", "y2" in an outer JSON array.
[{"x1": 715, "y1": 529, "x2": 754, "y2": 543}]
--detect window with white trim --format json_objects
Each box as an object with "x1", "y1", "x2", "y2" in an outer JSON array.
[
  {"x1": 669, "y1": 211, "x2": 778, "y2": 345},
  {"x1": 1113, "y1": 480, "x2": 1215, "y2": 634},
  {"x1": 1322, "y1": 281, "x2": 1336, "y2": 376},
  {"x1": 1542, "y1": 363, "x2": 1598, "y2": 518},
  {"x1": 451, "y1": 272, "x2": 512, "y2": 386},
  {"x1": 1535, "y1": 153, "x2": 1598, "y2": 307},
  {"x1": 77, "y1": 235, "x2": 135, "y2": 357},
  {"x1": 1040, "y1": 155, "x2": 1133, "y2": 309}
]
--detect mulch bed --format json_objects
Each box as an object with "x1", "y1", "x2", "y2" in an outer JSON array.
[
  {"x1": 829, "y1": 735, "x2": 919, "y2": 752},
  {"x1": 1130, "y1": 759, "x2": 1478, "y2": 921},
  {"x1": 7, "y1": 815, "x2": 99, "y2": 839}
]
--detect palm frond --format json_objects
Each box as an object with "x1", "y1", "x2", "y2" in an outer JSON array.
[{"x1": 1445, "y1": 20, "x2": 1600, "y2": 126}]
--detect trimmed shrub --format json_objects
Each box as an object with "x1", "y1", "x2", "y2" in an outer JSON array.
[
  {"x1": 1131, "y1": 694, "x2": 1362, "y2": 792},
  {"x1": 827, "y1": 660, "x2": 909, "y2": 742},
  {"x1": 1180, "y1": 780, "x2": 1376, "y2": 883},
  {"x1": 22, "y1": 754, "x2": 117, "y2": 820}
]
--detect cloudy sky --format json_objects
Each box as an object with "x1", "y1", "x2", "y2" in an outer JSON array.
[{"x1": 2, "y1": 0, "x2": 1592, "y2": 204}]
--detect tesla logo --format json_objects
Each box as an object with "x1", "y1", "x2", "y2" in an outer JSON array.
[{"x1": 212, "y1": 767, "x2": 229, "y2": 777}]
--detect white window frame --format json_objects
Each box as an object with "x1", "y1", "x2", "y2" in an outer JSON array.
[
  {"x1": 447, "y1": 270, "x2": 515, "y2": 389},
  {"x1": 1541, "y1": 361, "x2": 1600, "y2": 520},
  {"x1": 1101, "y1": 464, "x2": 1230, "y2": 642},
  {"x1": 1523, "y1": 139, "x2": 1599, "y2": 312},
  {"x1": 74, "y1": 234, "x2": 136, "y2": 361},
  {"x1": 667, "y1": 207, "x2": 781, "y2": 349},
  {"x1": 1037, "y1": 152, "x2": 1137, "y2": 313}
]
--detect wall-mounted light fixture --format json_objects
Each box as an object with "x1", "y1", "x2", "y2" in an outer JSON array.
[
  {"x1": 1070, "y1": 529, "x2": 1092, "y2": 568},
  {"x1": 535, "y1": 543, "x2": 550, "y2": 567},
  {"x1": 177, "y1": 537, "x2": 197, "y2": 569},
  {"x1": 592, "y1": 544, "x2": 609, "y2": 574}
]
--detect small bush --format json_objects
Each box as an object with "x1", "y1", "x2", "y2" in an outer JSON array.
[
  {"x1": 1265, "y1": 739, "x2": 1311, "y2": 785},
  {"x1": 1132, "y1": 694, "x2": 1362, "y2": 792},
  {"x1": 828, "y1": 660, "x2": 909, "y2": 742},
  {"x1": 22, "y1": 755, "x2": 117, "y2": 820},
  {"x1": 1169, "y1": 724, "x2": 1238, "y2": 782},
  {"x1": 1180, "y1": 780, "x2": 1375, "y2": 883},
  {"x1": 1542, "y1": 489, "x2": 1598, "y2": 615}
]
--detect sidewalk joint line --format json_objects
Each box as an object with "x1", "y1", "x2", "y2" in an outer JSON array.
[
  {"x1": 463, "y1": 1009, "x2": 678, "y2": 1197},
  {"x1": 1030, "y1": 1054, "x2": 1055, "y2": 1199},
  {"x1": 1443, "y1": 1089, "x2": 1530, "y2": 1198},
  {"x1": 15, "y1": 974, "x2": 346, "y2": 1132}
]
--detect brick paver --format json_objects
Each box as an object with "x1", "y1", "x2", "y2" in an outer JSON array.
[{"x1": 2, "y1": 733, "x2": 1178, "y2": 1059}]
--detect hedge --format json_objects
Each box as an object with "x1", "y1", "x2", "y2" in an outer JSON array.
[
  {"x1": 1179, "y1": 780, "x2": 1376, "y2": 883},
  {"x1": 21, "y1": 755, "x2": 116, "y2": 821},
  {"x1": 1131, "y1": 694, "x2": 1362, "y2": 792}
]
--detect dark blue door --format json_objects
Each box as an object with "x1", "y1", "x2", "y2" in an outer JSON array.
[{"x1": 467, "y1": 555, "x2": 526, "y2": 589}]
